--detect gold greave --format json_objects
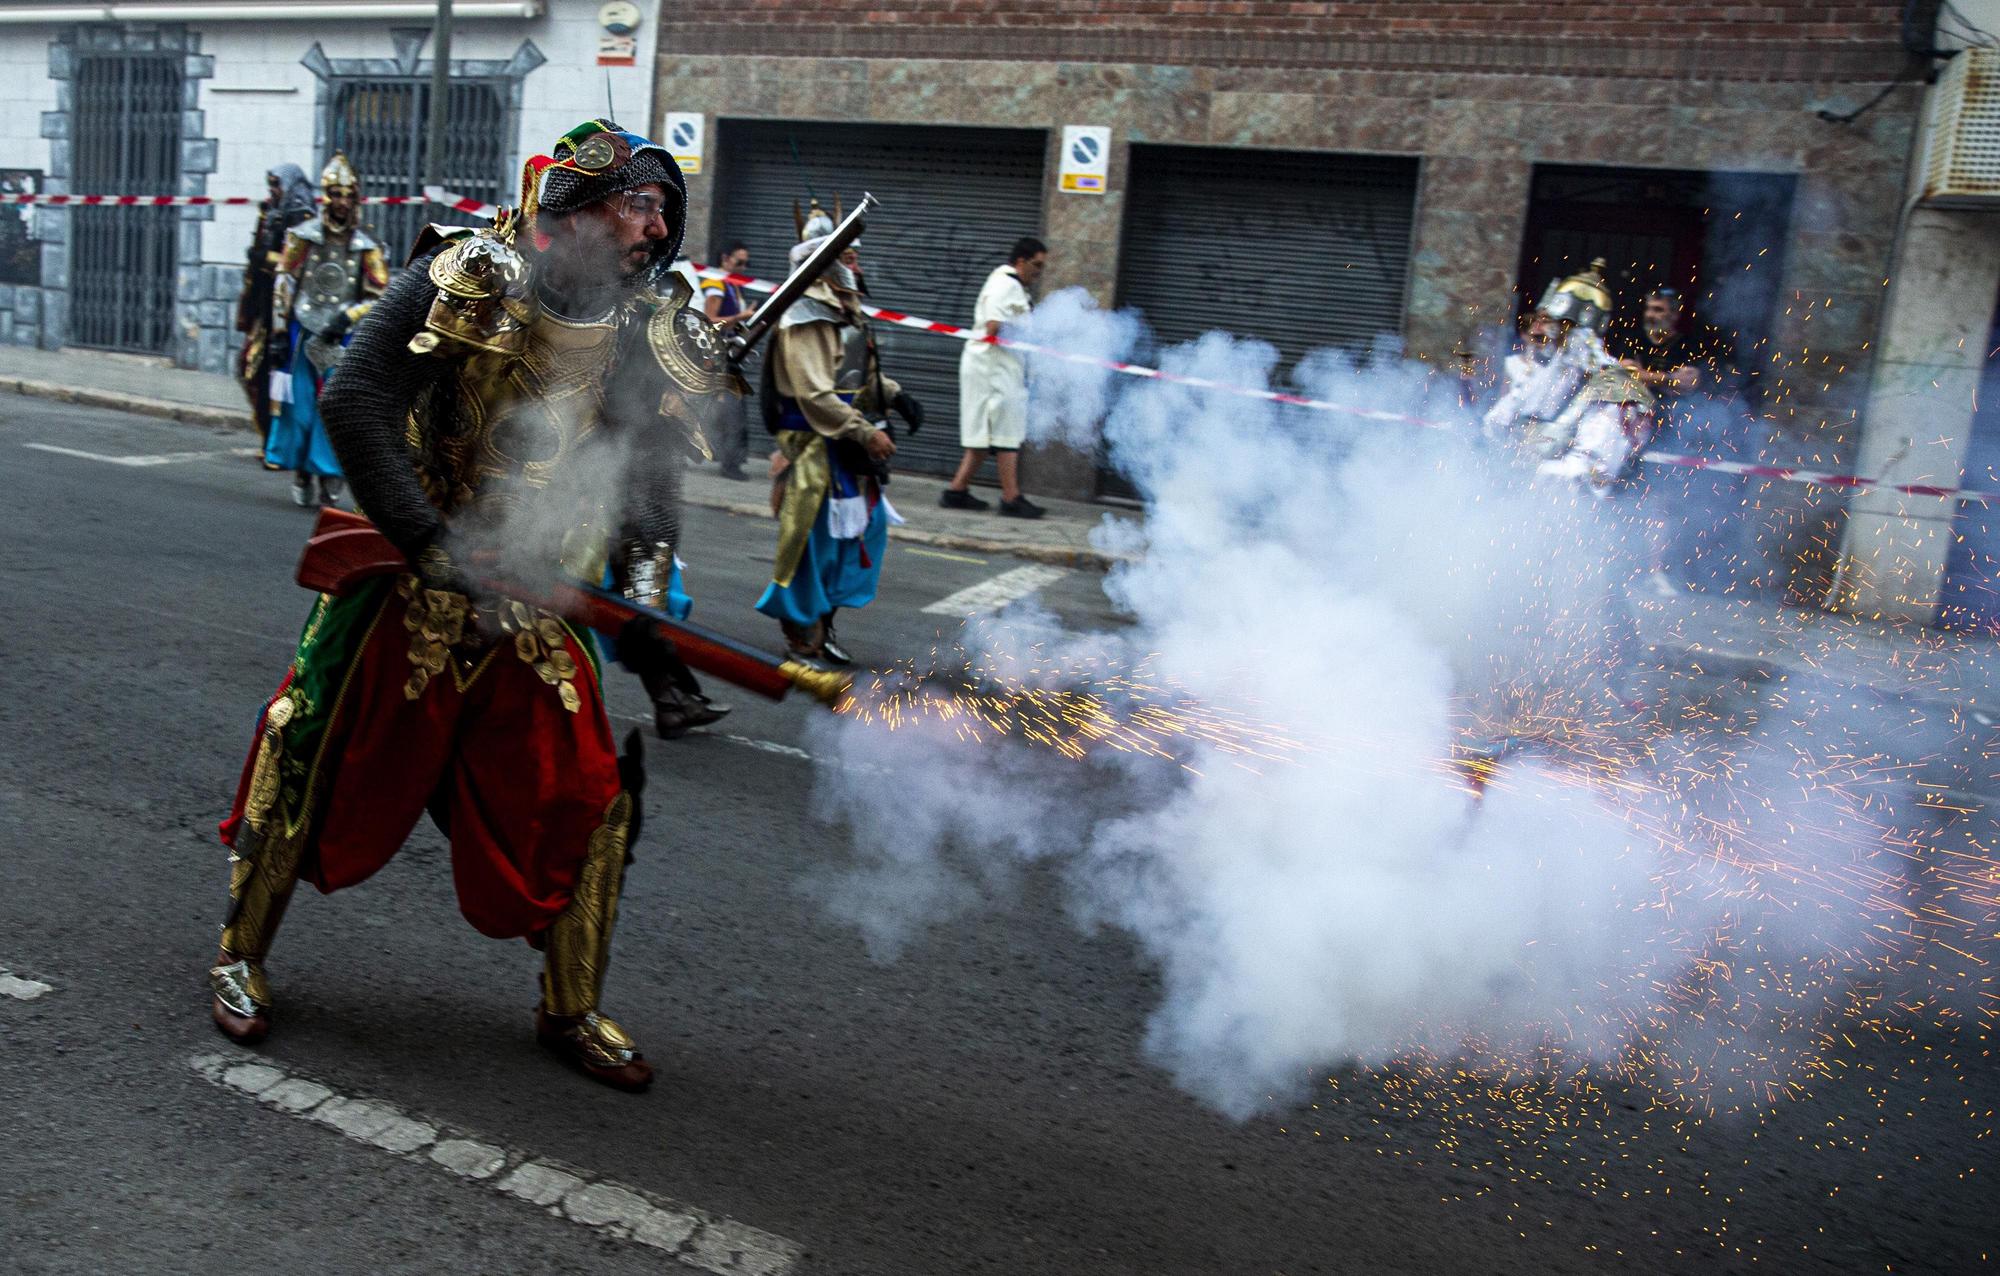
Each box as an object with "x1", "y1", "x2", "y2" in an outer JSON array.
[
  {"x1": 219, "y1": 827, "x2": 305, "y2": 969},
  {"x1": 215, "y1": 700, "x2": 308, "y2": 1014},
  {"x1": 540, "y1": 792, "x2": 634, "y2": 1019}
]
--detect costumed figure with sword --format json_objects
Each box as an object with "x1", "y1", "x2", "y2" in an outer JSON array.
[{"x1": 749, "y1": 194, "x2": 925, "y2": 666}]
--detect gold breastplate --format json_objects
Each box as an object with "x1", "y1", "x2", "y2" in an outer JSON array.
[{"x1": 420, "y1": 307, "x2": 618, "y2": 516}]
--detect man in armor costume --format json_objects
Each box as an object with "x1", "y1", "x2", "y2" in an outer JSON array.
[
  {"x1": 265, "y1": 153, "x2": 389, "y2": 508},
  {"x1": 235, "y1": 164, "x2": 317, "y2": 458},
  {"x1": 209, "y1": 120, "x2": 732, "y2": 1092},
  {"x1": 1484, "y1": 259, "x2": 1657, "y2": 492},
  {"x1": 756, "y1": 199, "x2": 922, "y2": 665},
  {"x1": 1485, "y1": 260, "x2": 1662, "y2": 713}
]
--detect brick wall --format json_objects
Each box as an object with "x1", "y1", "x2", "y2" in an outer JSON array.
[{"x1": 663, "y1": 1, "x2": 1911, "y2": 77}]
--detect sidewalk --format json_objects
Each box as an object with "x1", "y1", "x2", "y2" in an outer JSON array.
[
  {"x1": 1631, "y1": 586, "x2": 2000, "y2": 714},
  {"x1": 0, "y1": 343, "x2": 1137, "y2": 570},
  {"x1": 5, "y1": 343, "x2": 1995, "y2": 708}
]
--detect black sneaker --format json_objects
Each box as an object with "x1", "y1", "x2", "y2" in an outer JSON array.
[
  {"x1": 999, "y1": 495, "x2": 1046, "y2": 520},
  {"x1": 718, "y1": 463, "x2": 748, "y2": 481},
  {"x1": 939, "y1": 487, "x2": 990, "y2": 511}
]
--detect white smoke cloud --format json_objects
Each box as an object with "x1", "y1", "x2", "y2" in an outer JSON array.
[{"x1": 804, "y1": 291, "x2": 1942, "y2": 1118}]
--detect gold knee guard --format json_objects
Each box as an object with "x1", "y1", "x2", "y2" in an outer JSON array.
[{"x1": 540, "y1": 791, "x2": 634, "y2": 1019}]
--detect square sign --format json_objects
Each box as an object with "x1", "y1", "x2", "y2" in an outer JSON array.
[
  {"x1": 665, "y1": 112, "x2": 705, "y2": 175},
  {"x1": 1059, "y1": 125, "x2": 1110, "y2": 195}
]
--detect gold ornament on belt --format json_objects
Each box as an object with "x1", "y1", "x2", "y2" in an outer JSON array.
[
  {"x1": 499, "y1": 601, "x2": 584, "y2": 713},
  {"x1": 398, "y1": 575, "x2": 471, "y2": 701}
]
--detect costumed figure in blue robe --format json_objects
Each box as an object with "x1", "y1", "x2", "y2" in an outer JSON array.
[
  {"x1": 755, "y1": 199, "x2": 923, "y2": 665},
  {"x1": 265, "y1": 152, "x2": 387, "y2": 508}
]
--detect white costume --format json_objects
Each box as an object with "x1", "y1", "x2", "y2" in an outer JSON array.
[
  {"x1": 1484, "y1": 259, "x2": 1656, "y2": 496},
  {"x1": 958, "y1": 263, "x2": 1032, "y2": 450}
]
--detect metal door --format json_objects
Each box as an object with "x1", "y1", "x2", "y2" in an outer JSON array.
[
  {"x1": 329, "y1": 77, "x2": 510, "y2": 266},
  {"x1": 70, "y1": 49, "x2": 183, "y2": 353},
  {"x1": 714, "y1": 120, "x2": 1047, "y2": 477},
  {"x1": 1107, "y1": 144, "x2": 1420, "y2": 497}
]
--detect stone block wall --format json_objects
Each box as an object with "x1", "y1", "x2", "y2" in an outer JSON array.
[{"x1": 658, "y1": 55, "x2": 1920, "y2": 444}]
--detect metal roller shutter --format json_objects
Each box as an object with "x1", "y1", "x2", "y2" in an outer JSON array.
[
  {"x1": 1106, "y1": 145, "x2": 1420, "y2": 496},
  {"x1": 713, "y1": 119, "x2": 1047, "y2": 477}
]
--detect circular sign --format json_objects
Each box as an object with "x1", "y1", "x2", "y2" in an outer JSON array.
[
  {"x1": 1069, "y1": 134, "x2": 1101, "y2": 166},
  {"x1": 598, "y1": 1, "x2": 642, "y2": 35},
  {"x1": 670, "y1": 119, "x2": 698, "y2": 149}
]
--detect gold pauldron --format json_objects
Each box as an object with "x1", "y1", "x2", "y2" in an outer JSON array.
[
  {"x1": 408, "y1": 234, "x2": 534, "y2": 358},
  {"x1": 646, "y1": 298, "x2": 731, "y2": 397}
]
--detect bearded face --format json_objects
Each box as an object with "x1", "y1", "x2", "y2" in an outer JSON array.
[
  {"x1": 1525, "y1": 311, "x2": 1570, "y2": 363},
  {"x1": 322, "y1": 186, "x2": 358, "y2": 230},
  {"x1": 1643, "y1": 295, "x2": 1678, "y2": 343}
]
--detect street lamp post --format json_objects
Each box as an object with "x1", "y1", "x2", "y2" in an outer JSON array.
[{"x1": 424, "y1": 0, "x2": 453, "y2": 189}]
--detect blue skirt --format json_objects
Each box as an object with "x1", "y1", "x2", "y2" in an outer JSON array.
[
  {"x1": 264, "y1": 333, "x2": 344, "y2": 477},
  {"x1": 755, "y1": 495, "x2": 889, "y2": 627}
]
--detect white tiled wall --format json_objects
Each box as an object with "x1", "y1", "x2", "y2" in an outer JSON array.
[
  {"x1": 0, "y1": 23, "x2": 59, "y2": 178},
  {"x1": 0, "y1": 1, "x2": 657, "y2": 363},
  {"x1": 201, "y1": 0, "x2": 659, "y2": 263},
  {"x1": 0, "y1": 1, "x2": 657, "y2": 270}
]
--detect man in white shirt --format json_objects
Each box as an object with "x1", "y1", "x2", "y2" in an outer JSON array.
[{"x1": 944, "y1": 236, "x2": 1048, "y2": 519}]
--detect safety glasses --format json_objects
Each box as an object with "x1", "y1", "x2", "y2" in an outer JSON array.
[{"x1": 615, "y1": 190, "x2": 670, "y2": 223}]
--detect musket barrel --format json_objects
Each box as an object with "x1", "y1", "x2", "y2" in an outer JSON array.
[{"x1": 725, "y1": 191, "x2": 878, "y2": 365}]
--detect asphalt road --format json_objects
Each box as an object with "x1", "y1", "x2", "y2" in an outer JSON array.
[{"x1": 1, "y1": 396, "x2": 1994, "y2": 1275}]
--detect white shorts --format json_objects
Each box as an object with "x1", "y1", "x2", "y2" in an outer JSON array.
[{"x1": 959, "y1": 349, "x2": 1028, "y2": 451}]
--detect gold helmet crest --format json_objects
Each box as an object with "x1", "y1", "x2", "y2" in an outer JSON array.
[
  {"x1": 319, "y1": 152, "x2": 361, "y2": 199},
  {"x1": 319, "y1": 151, "x2": 362, "y2": 230},
  {"x1": 1536, "y1": 257, "x2": 1613, "y2": 332}
]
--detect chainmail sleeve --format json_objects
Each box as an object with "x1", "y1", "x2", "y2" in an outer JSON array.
[
  {"x1": 319, "y1": 253, "x2": 447, "y2": 559},
  {"x1": 634, "y1": 426, "x2": 685, "y2": 554},
  {"x1": 596, "y1": 313, "x2": 690, "y2": 557}
]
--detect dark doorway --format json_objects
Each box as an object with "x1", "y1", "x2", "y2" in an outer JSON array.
[
  {"x1": 1517, "y1": 165, "x2": 1797, "y2": 403},
  {"x1": 70, "y1": 48, "x2": 182, "y2": 353},
  {"x1": 0, "y1": 169, "x2": 43, "y2": 288}
]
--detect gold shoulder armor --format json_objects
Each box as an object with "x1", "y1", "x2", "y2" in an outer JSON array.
[
  {"x1": 645, "y1": 290, "x2": 734, "y2": 397},
  {"x1": 408, "y1": 233, "x2": 534, "y2": 358}
]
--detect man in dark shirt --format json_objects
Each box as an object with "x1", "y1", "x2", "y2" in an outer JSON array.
[
  {"x1": 1619, "y1": 287, "x2": 1704, "y2": 398},
  {"x1": 702, "y1": 239, "x2": 756, "y2": 479},
  {"x1": 1615, "y1": 287, "x2": 1745, "y2": 595}
]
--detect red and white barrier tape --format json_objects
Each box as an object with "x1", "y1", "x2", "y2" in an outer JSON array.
[
  {"x1": 690, "y1": 263, "x2": 2000, "y2": 508},
  {"x1": 2, "y1": 187, "x2": 1985, "y2": 507},
  {"x1": 0, "y1": 185, "x2": 500, "y2": 215}
]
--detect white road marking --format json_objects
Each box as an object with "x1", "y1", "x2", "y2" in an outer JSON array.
[
  {"x1": 22, "y1": 442, "x2": 259, "y2": 467},
  {"x1": 0, "y1": 970, "x2": 53, "y2": 1000},
  {"x1": 191, "y1": 1051, "x2": 801, "y2": 1275},
  {"x1": 720, "y1": 733, "x2": 813, "y2": 761},
  {"x1": 902, "y1": 545, "x2": 989, "y2": 565},
  {"x1": 920, "y1": 564, "x2": 1069, "y2": 617}
]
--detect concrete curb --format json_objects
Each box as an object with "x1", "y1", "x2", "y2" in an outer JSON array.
[
  {"x1": 3, "y1": 372, "x2": 1134, "y2": 571},
  {"x1": 690, "y1": 495, "x2": 1131, "y2": 571},
  {"x1": 1, "y1": 374, "x2": 253, "y2": 432}
]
